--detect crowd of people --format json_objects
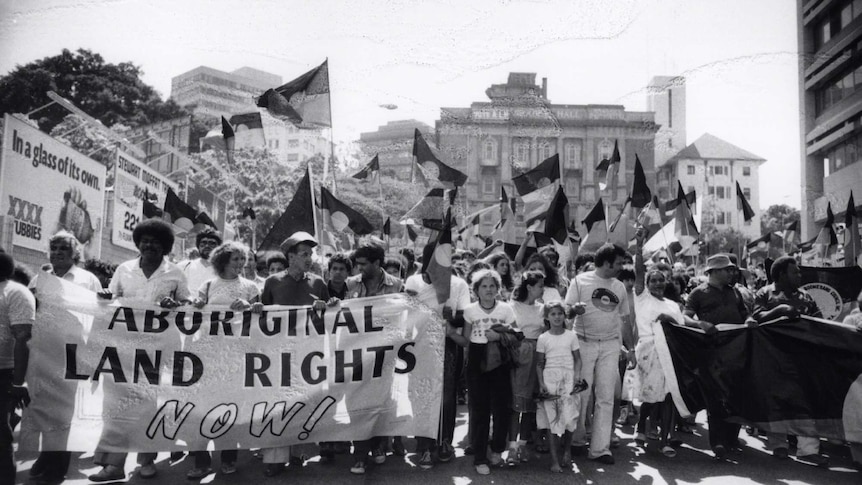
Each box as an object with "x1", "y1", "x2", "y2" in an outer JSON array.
[{"x1": 1, "y1": 219, "x2": 862, "y2": 484}]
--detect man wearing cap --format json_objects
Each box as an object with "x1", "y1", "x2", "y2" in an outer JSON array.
[
  {"x1": 749, "y1": 256, "x2": 828, "y2": 466},
  {"x1": 684, "y1": 253, "x2": 751, "y2": 460},
  {"x1": 253, "y1": 231, "x2": 330, "y2": 477}
]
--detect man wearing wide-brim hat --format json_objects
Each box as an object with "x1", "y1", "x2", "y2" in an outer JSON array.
[{"x1": 683, "y1": 253, "x2": 751, "y2": 461}]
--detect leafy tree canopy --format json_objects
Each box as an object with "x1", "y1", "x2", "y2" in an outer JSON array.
[
  {"x1": 0, "y1": 48, "x2": 187, "y2": 132},
  {"x1": 760, "y1": 204, "x2": 799, "y2": 235}
]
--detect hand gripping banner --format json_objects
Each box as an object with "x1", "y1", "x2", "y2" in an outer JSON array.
[{"x1": 20, "y1": 275, "x2": 444, "y2": 452}]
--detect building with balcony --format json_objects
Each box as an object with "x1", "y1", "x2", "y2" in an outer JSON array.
[
  {"x1": 656, "y1": 133, "x2": 765, "y2": 240},
  {"x1": 170, "y1": 66, "x2": 281, "y2": 118},
  {"x1": 358, "y1": 120, "x2": 435, "y2": 181},
  {"x1": 798, "y1": 0, "x2": 862, "y2": 239},
  {"x1": 435, "y1": 72, "x2": 658, "y2": 237},
  {"x1": 262, "y1": 114, "x2": 330, "y2": 165}
]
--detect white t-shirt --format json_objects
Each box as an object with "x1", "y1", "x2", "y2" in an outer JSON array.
[
  {"x1": 565, "y1": 271, "x2": 629, "y2": 341},
  {"x1": 634, "y1": 290, "x2": 684, "y2": 339},
  {"x1": 404, "y1": 274, "x2": 471, "y2": 312},
  {"x1": 181, "y1": 258, "x2": 216, "y2": 295},
  {"x1": 198, "y1": 276, "x2": 260, "y2": 305},
  {"x1": 0, "y1": 281, "x2": 36, "y2": 369},
  {"x1": 109, "y1": 258, "x2": 191, "y2": 304},
  {"x1": 536, "y1": 329, "x2": 580, "y2": 371},
  {"x1": 463, "y1": 300, "x2": 516, "y2": 344},
  {"x1": 511, "y1": 300, "x2": 545, "y2": 339}
]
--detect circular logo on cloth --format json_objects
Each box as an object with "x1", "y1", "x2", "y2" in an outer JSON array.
[
  {"x1": 800, "y1": 282, "x2": 843, "y2": 320},
  {"x1": 591, "y1": 288, "x2": 620, "y2": 312}
]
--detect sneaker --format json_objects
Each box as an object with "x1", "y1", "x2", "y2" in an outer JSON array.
[
  {"x1": 186, "y1": 467, "x2": 212, "y2": 480},
  {"x1": 372, "y1": 448, "x2": 386, "y2": 465},
  {"x1": 773, "y1": 447, "x2": 789, "y2": 460},
  {"x1": 489, "y1": 452, "x2": 503, "y2": 466},
  {"x1": 506, "y1": 447, "x2": 519, "y2": 466},
  {"x1": 418, "y1": 451, "x2": 433, "y2": 470},
  {"x1": 139, "y1": 462, "x2": 157, "y2": 479},
  {"x1": 220, "y1": 462, "x2": 237, "y2": 475},
  {"x1": 797, "y1": 453, "x2": 829, "y2": 467},
  {"x1": 88, "y1": 465, "x2": 125, "y2": 483},
  {"x1": 475, "y1": 464, "x2": 491, "y2": 475},
  {"x1": 350, "y1": 460, "x2": 366, "y2": 475},
  {"x1": 713, "y1": 445, "x2": 728, "y2": 460},
  {"x1": 438, "y1": 442, "x2": 454, "y2": 462},
  {"x1": 590, "y1": 454, "x2": 615, "y2": 465}
]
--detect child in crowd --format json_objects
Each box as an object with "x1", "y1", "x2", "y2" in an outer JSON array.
[{"x1": 536, "y1": 301, "x2": 584, "y2": 473}]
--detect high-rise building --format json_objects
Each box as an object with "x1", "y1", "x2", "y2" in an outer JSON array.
[
  {"x1": 359, "y1": 120, "x2": 434, "y2": 181},
  {"x1": 647, "y1": 75, "x2": 687, "y2": 167},
  {"x1": 170, "y1": 66, "x2": 281, "y2": 118},
  {"x1": 656, "y1": 133, "x2": 765, "y2": 240},
  {"x1": 436, "y1": 72, "x2": 658, "y2": 237},
  {"x1": 798, "y1": 0, "x2": 862, "y2": 240}
]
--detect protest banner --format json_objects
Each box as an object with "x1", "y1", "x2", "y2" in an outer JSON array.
[
  {"x1": 0, "y1": 113, "x2": 106, "y2": 257},
  {"x1": 656, "y1": 317, "x2": 862, "y2": 445},
  {"x1": 20, "y1": 275, "x2": 444, "y2": 452},
  {"x1": 111, "y1": 149, "x2": 177, "y2": 251}
]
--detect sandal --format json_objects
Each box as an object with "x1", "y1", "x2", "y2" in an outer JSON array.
[{"x1": 661, "y1": 445, "x2": 677, "y2": 458}]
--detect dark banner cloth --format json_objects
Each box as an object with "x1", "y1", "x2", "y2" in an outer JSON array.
[{"x1": 659, "y1": 317, "x2": 862, "y2": 444}]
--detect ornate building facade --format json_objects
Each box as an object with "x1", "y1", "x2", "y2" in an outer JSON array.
[{"x1": 435, "y1": 72, "x2": 659, "y2": 237}]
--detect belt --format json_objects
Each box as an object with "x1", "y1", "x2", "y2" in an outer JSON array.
[{"x1": 576, "y1": 334, "x2": 620, "y2": 343}]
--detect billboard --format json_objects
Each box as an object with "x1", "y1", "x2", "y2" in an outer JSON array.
[
  {"x1": 0, "y1": 114, "x2": 106, "y2": 257},
  {"x1": 111, "y1": 150, "x2": 178, "y2": 251}
]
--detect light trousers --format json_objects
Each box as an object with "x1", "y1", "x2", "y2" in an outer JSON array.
[{"x1": 571, "y1": 338, "x2": 619, "y2": 458}]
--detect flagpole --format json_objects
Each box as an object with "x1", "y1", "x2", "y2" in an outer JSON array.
[
  {"x1": 325, "y1": 57, "x2": 337, "y2": 195},
  {"x1": 307, "y1": 164, "x2": 321, "y2": 246}
]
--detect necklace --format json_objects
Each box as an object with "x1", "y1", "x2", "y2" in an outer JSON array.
[{"x1": 479, "y1": 300, "x2": 496, "y2": 311}]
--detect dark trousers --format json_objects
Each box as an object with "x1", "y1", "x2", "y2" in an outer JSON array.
[
  {"x1": 417, "y1": 339, "x2": 462, "y2": 452},
  {"x1": 192, "y1": 450, "x2": 238, "y2": 468},
  {"x1": 32, "y1": 451, "x2": 72, "y2": 480},
  {"x1": 467, "y1": 344, "x2": 510, "y2": 466},
  {"x1": 707, "y1": 412, "x2": 741, "y2": 450},
  {"x1": 353, "y1": 436, "x2": 383, "y2": 460},
  {"x1": 0, "y1": 370, "x2": 14, "y2": 485}
]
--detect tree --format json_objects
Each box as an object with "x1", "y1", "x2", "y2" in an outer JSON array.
[
  {"x1": 701, "y1": 227, "x2": 749, "y2": 257},
  {"x1": 0, "y1": 48, "x2": 187, "y2": 132},
  {"x1": 760, "y1": 204, "x2": 799, "y2": 235}
]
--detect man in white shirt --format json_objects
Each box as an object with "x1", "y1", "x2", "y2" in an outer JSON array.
[
  {"x1": 565, "y1": 243, "x2": 629, "y2": 464},
  {"x1": 0, "y1": 252, "x2": 36, "y2": 483},
  {"x1": 27, "y1": 231, "x2": 101, "y2": 484},
  {"x1": 90, "y1": 219, "x2": 190, "y2": 483},
  {"x1": 179, "y1": 228, "x2": 221, "y2": 295}
]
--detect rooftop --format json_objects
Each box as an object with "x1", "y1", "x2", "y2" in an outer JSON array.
[{"x1": 665, "y1": 133, "x2": 765, "y2": 165}]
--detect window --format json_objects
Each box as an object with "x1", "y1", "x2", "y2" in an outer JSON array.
[
  {"x1": 513, "y1": 138, "x2": 530, "y2": 165},
  {"x1": 288, "y1": 139, "x2": 299, "y2": 148},
  {"x1": 708, "y1": 186, "x2": 715, "y2": 196},
  {"x1": 481, "y1": 167, "x2": 497, "y2": 195},
  {"x1": 537, "y1": 139, "x2": 555, "y2": 162},
  {"x1": 565, "y1": 178, "x2": 580, "y2": 199},
  {"x1": 286, "y1": 153, "x2": 298, "y2": 162},
  {"x1": 715, "y1": 212, "x2": 729, "y2": 225},
  {"x1": 483, "y1": 138, "x2": 496, "y2": 161},
  {"x1": 668, "y1": 90, "x2": 673, "y2": 128},
  {"x1": 743, "y1": 187, "x2": 751, "y2": 200},
  {"x1": 687, "y1": 165, "x2": 695, "y2": 175},
  {"x1": 842, "y1": 3, "x2": 853, "y2": 28},
  {"x1": 565, "y1": 141, "x2": 582, "y2": 169},
  {"x1": 743, "y1": 166, "x2": 751, "y2": 176},
  {"x1": 598, "y1": 140, "x2": 613, "y2": 161}
]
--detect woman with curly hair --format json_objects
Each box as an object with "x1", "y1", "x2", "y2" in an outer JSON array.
[
  {"x1": 523, "y1": 253, "x2": 563, "y2": 303},
  {"x1": 187, "y1": 241, "x2": 261, "y2": 479}
]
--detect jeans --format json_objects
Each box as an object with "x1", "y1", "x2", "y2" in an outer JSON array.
[
  {"x1": 572, "y1": 338, "x2": 618, "y2": 458},
  {"x1": 466, "y1": 343, "x2": 511, "y2": 466}
]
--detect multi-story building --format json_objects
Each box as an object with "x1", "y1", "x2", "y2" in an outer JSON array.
[
  {"x1": 647, "y1": 75, "x2": 687, "y2": 167},
  {"x1": 656, "y1": 133, "x2": 765, "y2": 240},
  {"x1": 436, "y1": 72, "x2": 658, "y2": 237},
  {"x1": 798, "y1": 0, "x2": 862, "y2": 240},
  {"x1": 359, "y1": 120, "x2": 434, "y2": 181},
  {"x1": 170, "y1": 66, "x2": 281, "y2": 118},
  {"x1": 262, "y1": 114, "x2": 330, "y2": 165}
]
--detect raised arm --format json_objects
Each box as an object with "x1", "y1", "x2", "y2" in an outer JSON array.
[{"x1": 634, "y1": 226, "x2": 647, "y2": 296}]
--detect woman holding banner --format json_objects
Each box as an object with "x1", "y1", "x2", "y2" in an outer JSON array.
[{"x1": 186, "y1": 241, "x2": 260, "y2": 479}]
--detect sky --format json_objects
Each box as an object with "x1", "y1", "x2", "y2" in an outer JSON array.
[{"x1": 0, "y1": 0, "x2": 801, "y2": 209}]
